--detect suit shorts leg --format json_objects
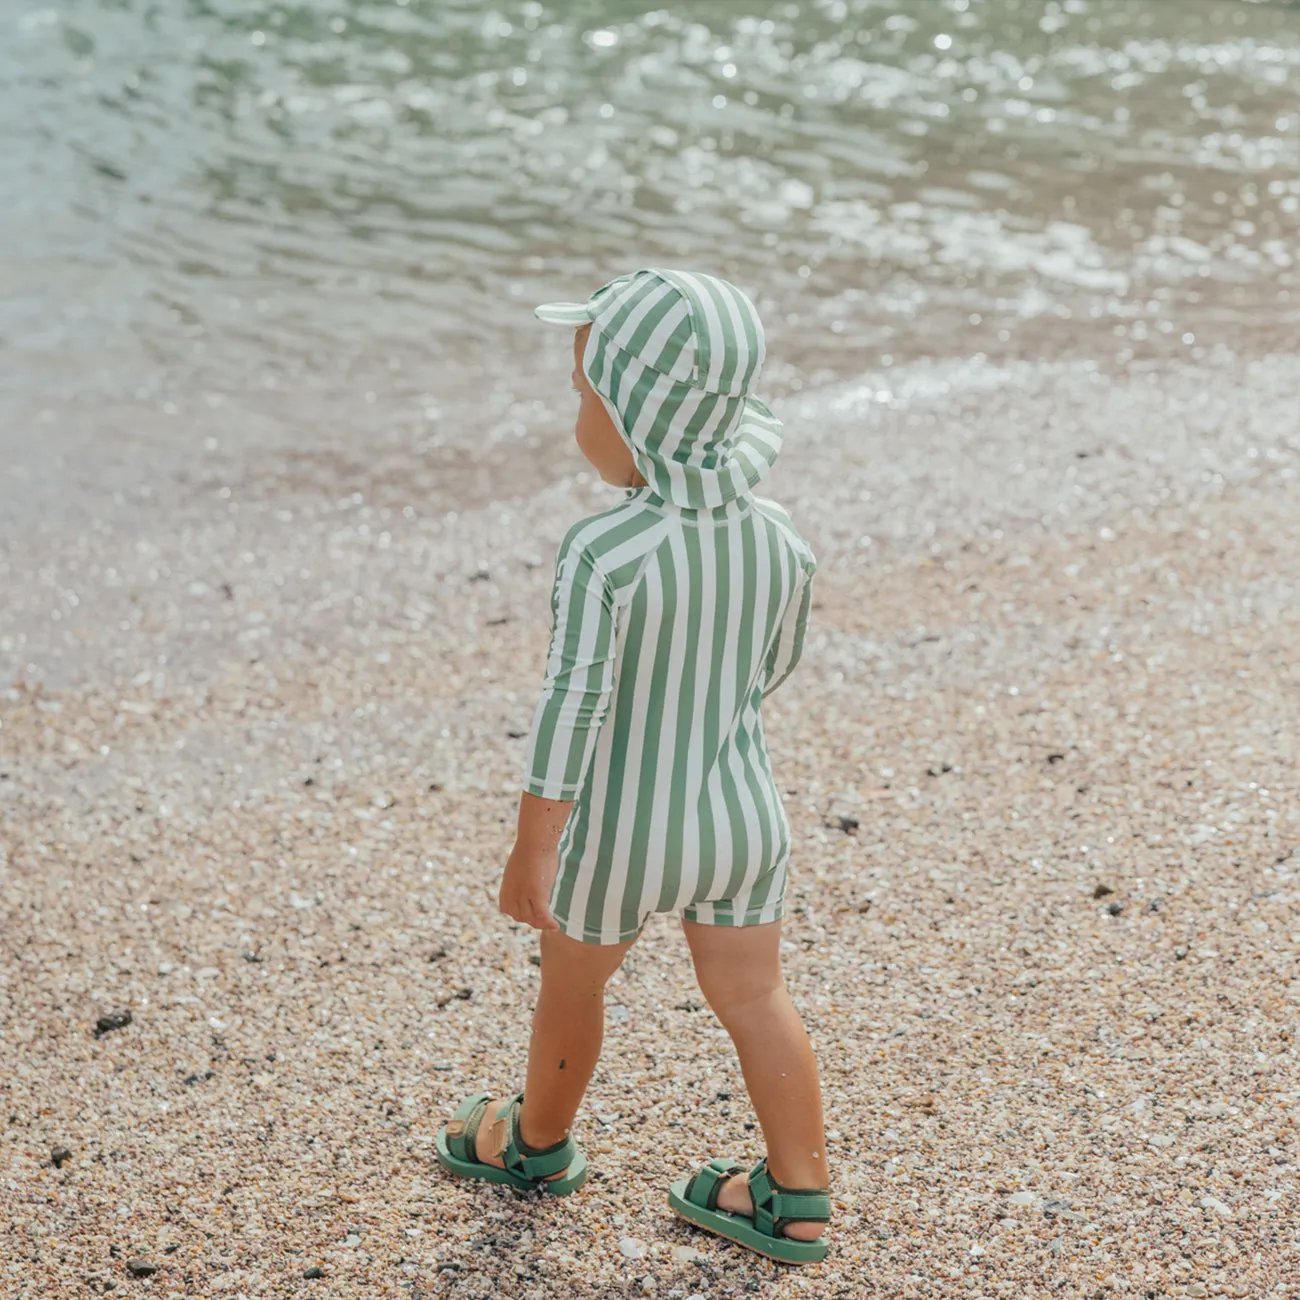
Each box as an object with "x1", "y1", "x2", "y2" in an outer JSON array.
[
  {"x1": 680, "y1": 853, "x2": 787, "y2": 929},
  {"x1": 550, "y1": 853, "x2": 650, "y2": 946}
]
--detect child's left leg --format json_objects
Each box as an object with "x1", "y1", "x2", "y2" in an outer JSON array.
[{"x1": 469, "y1": 927, "x2": 635, "y2": 1172}]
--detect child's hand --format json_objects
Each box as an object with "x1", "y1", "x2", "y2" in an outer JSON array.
[
  {"x1": 499, "y1": 791, "x2": 572, "y2": 931},
  {"x1": 498, "y1": 840, "x2": 561, "y2": 931}
]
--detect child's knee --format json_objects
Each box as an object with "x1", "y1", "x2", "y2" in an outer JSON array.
[{"x1": 693, "y1": 963, "x2": 783, "y2": 1025}]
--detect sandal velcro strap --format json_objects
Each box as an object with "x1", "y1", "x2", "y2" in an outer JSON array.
[
  {"x1": 498, "y1": 1094, "x2": 577, "y2": 1181},
  {"x1": 770, "y1": 1189, "x2": 832, "y2": 1221},
  {"x1": 442, "y1": 1092, "x2": 492, "y2": 1165},
  {"x1": 684, "y1": 1158, "x2": 746, "y2": 1211},
  {"x1": 748, "y1": 1158, "x2": 831, "y2": 1235}
]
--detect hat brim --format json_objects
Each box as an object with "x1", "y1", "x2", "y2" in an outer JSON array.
[{"x1": 534, "y1": 301, "x2": 594, "y2": 326}]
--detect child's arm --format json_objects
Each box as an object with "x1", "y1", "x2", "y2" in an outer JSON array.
[
  {"x1": 505, "y1": 532, "x2": 618, "y2": 930},
  {"x1": 762, "y1": 570, "x2": 814, "y2": 697},
  {"x1": 498, "y1": 792, "x2": 572, "y2": 930},
  {"x1": 521, "y1": 535, "x2": 618, "y2": 801}
]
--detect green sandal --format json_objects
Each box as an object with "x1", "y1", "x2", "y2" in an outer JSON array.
[
  {"x1": 669, "y1": 1156, "x2": 830, "y2": 1265},
  {"x1": 435, "y1": 1092, "x2": 587, "y2": 1195}
]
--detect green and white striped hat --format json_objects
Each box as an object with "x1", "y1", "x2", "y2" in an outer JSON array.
[{"x1": 536, "y1": 268, "x2": 784, "y2": 510}]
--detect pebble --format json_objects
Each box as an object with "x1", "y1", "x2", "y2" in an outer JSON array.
[
  {"x1": 618, "y1": 1237, "x2": 647, "y2": 1260},
  {"x1": 1041, "y1": 1199, "x2": 1084, "y2": 1222},
  {"x1": 93, "y1": 1010, "x2": 132, "y2": 1038},
  {"x1": 302, "y1": 1266, "x2": 325, "y2": 1279},
  {"x1": 1187, "y1": 1285, "x2": 1208, "y2": 1298},
  {"x1": 1007, "y1": 1191, "x2": 1034, "y2": 1207},
  {"x1": 50, "y1": 1146, "x2": 72, "y2": 1169},
  {"x1": 126, "y1": 1260, "x2": 157, "y2": 1277},
  {"x1": 670, "y1": 1245, "x2": 704, "y2": 1264}
]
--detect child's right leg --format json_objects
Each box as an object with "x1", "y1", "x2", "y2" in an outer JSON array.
[{"x1": 682, "y1": 918, "x2": 829, "y2": 1241}]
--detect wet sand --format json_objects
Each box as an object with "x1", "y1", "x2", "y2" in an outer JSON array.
[{"x1": 1, "y1": 353, "x2": 1298, "y2": 1297}]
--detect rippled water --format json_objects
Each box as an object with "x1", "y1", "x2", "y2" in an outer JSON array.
[{"x1": 2, "y1": 0, "x2": 1298, "y2": 411}]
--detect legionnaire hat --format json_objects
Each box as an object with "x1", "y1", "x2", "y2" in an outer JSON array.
[{"x1": 535, "y1": 268, "x2": 784, "y2": 509}]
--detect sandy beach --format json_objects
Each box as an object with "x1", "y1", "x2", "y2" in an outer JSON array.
[{"x1": 2, "y1": 349, "x2": 1297, "y2": 1298}]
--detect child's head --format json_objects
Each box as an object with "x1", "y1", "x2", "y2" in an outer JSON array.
[
  {"x1": 571, "y1": 324, "x2": 647, "y2": 489},
  {"x1": 537, "y1": 269, "x2": 783, "y2": 510}
]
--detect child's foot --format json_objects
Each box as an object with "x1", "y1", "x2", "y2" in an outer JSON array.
[
  {"x1": 716, "y1": 1170, "x2": 828, "y2": 1241},
  {"x1": 473, "y1": 1097, "x2": 570, "y2": 1182},
  {"x1": 437, "y1": 1091, "x2": 588, "y2": 1195}
]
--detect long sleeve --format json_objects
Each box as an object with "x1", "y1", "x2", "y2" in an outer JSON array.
[
  {"x1": 762, "y1": 569, "x2": 813, "y2": 698},
  {"x1": 522, "y1": 534, "x2": 619, "y2": 800}
]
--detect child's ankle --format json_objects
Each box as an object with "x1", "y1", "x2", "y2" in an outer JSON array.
[{"x1": 517, "y1": 1110, "x2": 569, "y2": 1153}]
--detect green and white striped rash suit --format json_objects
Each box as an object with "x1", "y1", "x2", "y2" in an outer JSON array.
[
  {"x1": 523, "y1": 489, "x2": 816, "y2": 945},
  {"x1": 525, "y1": 267, "x2": 815, "y2": 944}
]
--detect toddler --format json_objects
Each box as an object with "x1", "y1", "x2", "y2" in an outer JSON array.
[{"x1": 436, "y1": 269, "x2": 830, "y2": 1264}]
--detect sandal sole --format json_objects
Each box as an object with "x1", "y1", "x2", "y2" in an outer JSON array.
[
  {"x1": 436, "y1": 1129, "x2": 587, "y2": 1195},
  {"x1": 668, "y1": 1178, "x2": 828, "y2": 1265}
]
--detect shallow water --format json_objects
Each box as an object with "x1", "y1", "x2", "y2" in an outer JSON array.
[{"x1": 3, "y1": 0, "x2": 1297, "y2": 408}]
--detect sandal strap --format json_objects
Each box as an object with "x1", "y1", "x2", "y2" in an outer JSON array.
[
  {"x1": 497, "y1": 1094, "x2": 577, "y2": 1181},
  {"x1": 684, "y1": 1158, "x2": 747, "y2": 1211},
  {"x1": 748, "y1": 1157, "x2": 831, "y2": 1235},
  {"x1": 443, "y1": 1092, "x2": 492, "y2": 1165}
]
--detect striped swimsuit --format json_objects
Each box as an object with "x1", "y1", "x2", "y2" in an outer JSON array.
[{"x1": 523, "y1": 489, "x2": 816, "y2": 945}]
